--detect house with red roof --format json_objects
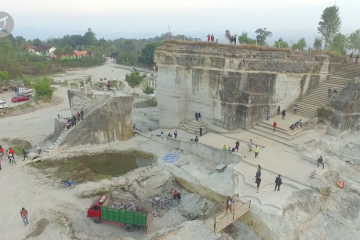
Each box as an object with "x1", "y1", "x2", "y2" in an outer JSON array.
[{"x1": 74, "y1": 51, "x2": 88, "y2": 58}]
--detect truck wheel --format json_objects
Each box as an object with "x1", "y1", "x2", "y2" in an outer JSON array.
[
  {"x1": 124, "y1": 224, "x2": 134, "y2": 232},
  {"x1": 93, "y1": 217, "x2": 102, "y2": 224}
]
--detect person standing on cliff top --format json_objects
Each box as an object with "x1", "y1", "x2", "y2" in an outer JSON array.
[
  {"x1": 234, "y1": 37, "x2": 237, "y2": 45},
  {"x1": 207, "y1": 34, "x2": 211, "y2": 41},
  {"x1": 211, "y1": 34, "x2": 214, "y2": 42}
]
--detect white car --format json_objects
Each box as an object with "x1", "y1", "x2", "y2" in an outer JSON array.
[
  {"x1": 0, "y1": 99, "x2": 7, "y2": 109},
  {"x1": 18, "y1": 88, "x2": 34, "y2": 94}
]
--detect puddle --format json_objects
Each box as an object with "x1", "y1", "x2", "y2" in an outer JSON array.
[{"x1": 67, "y1": 153, "x2": 152, "y2": 177}]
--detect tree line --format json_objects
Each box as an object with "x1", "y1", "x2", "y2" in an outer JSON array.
[{"x1": 236, "y1": 5, "x2": 360, "y2": 56}]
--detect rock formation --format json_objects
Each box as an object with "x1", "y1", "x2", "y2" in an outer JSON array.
[{"x1": 154, "y1": 41, "x2": 344, "y2": 130}]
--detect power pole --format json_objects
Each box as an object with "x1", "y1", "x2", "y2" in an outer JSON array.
[{"x1": 168, "y1": 25, "x2": 171, "y2": 40}]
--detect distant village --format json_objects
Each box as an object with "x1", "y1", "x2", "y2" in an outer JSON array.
[{"x1": 20, "y1": 43, "x2": 95, "y2": 60}]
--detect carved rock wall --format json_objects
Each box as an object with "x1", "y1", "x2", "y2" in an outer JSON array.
[{"x1": 154, "y1": 41, "x2": 344, "y2": 130}]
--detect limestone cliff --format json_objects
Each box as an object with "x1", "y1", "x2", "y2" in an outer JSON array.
[
  {"x1": 154, "y1": 41, "x2": 344, "y2": 130},
  {"x1": 59, "y1": 91, "x2": 133, "y2": 149}
]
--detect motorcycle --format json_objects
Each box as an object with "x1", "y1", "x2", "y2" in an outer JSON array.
[{"x1": 61, "y1": 180, "x2": 75, "y2": 189}]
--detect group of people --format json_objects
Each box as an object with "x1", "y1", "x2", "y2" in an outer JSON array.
[
  {"x1": 195, "y1": 112, "x2": 202, "y2": 122},
  {"x1": 349, "y1": 52, "x2": 359, "y2": 64},
  {"x1": 229, "y1": 36, "x2": 237, "y2": 45},
  {"x1": 206, "y1": 34, "x2": 217, "y2": 43},
  {"x1": 254, "y1": 165, "x2": 283, "y2": 193},
  {"x1": 276, "y1": 107, "x2": 287, "y2": 120},
  {"x1": 223, "y1": 141, "x2": 240, "y2": 153},
  {"x1": 172, "y1": 189, "x2": 182, "y2": 205},
  {"x1": 222, "y1": 139, "x2": 259, "y2": 158},
  {"x1": 66, "y1": 110, "x2": 84, "y2": 129},
  {"x1": 289, "y1": 119, "x2": 302, "y2": 130},
  {"x1": 328, "y1": 87, "x2": 338, "y2": 98}
]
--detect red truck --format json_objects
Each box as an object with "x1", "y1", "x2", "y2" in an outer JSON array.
[{"x1": 87, "y1": 195, "x2": 153, "y2": 232}]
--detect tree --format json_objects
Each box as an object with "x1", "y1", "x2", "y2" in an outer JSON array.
[
  {"x1": 54, "y1": 47, "x2": 63, "y2": 58},
  {"x1": 347, "y1": 30, "x2": 360, "y2": 53},
  {"x1": 318, "y1": 5, "x2": 341, "y2": 51},
  {"x1": 292, "y1": 38, "x2": 307, "y2": 51},
  {"x1": 15, "y1": 36, "x2": 26, "y2": 46},
  {"x1": 255, "y1": 28, "x2": 272, "y2": 46},
  {"x1": 143, "y1": 85, "x2": 154, "y2": 95},
  {"x1": 0, "y1": 71, "x2": 9, "y2": 87},
  {"x1": 273, "y1": 37, "x2": 289, "y2": 48},
  {"x1": 83, "y1": 28, "x2": 96, "y2": 46},
  {"x1": 34, "y1": 77, "x2": 54, "y2": 101},
  {"x1": 32, "y1": 38, "x2": 42, "y2": 47},
  {"x1": 313, "y1": 37, "x2": 323, "y2": 51},
  {"x1": 330, "y1": 33, "x2": 348, "y2": 55},
  {"x1": 139, "y1": 42, "x2": 162, "y2": 66},
  {"x1": 34, "y1": 62, "x2": 45, "y2": 74},
  {"x1": 125, "y1": 71, "x2": 144, "y2": 93},
  {"x1": 63, "y1": 46, "x2": 74, "y2": 55},
  {"x1": 238, "y1": 32, "x2": 256, "y2": 45}
]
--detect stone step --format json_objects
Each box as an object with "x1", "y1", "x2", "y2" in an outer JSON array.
[
  {"x1": 257, "y1": 121, "x2": 303, "y2": 136},
  {"x1": 248, "y1": 129, "x2": 295, "y2": 147},
  {"x1": 179, "y1": 126, "x2": 196, "y2": 134},
  {"x1": 253, "y1": 125, "x2": 305, "y2": 140}
]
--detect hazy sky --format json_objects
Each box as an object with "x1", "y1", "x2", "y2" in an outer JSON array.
[{"x1": 4, "y1": 0, "x2": 359, "y2": 44}]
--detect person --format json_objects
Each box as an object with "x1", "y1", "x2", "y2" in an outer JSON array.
[
  {"x1": 215, "y1": 39, "x2": 218, "y2": 43},
  {"x1": 10, "y1": 153, "x2": 16, "y2": 165},
  {"x1": 66, "y1": 119, "x2": 71, "y2": 129},
  {"x1": 72, "y1": 115, "x2": 77, "y2": 126},
  {"x1": 294, "y1": 104, "x2": 298, "y2": 113},
  {"x1": 167, "y1": 133, "x2": 172, "y2": 137},
  {"x1": 310, "y1": 170, "x2": 317, "y2": 178},
  {"x1": 254, "y1": 145, "x2": 260, "y2": 158},
  {"x1": 76, "y1": 111, "x2": 81, "y2": 122},
  {"x1": 194, "y1": 136, "x2": 199, "y2": 142},
  {"x1": 223, "y1": 145, "x2": 227, "y2": 151},
  {"x1": 198, "y1": 112, "x2": 201, "y2": 122},
  {"x1": 80, "y1": 109, "x2": 84, "y2": 120},
  {"x1": 57, "y1": 114, "x2": 60, "y2": 118},
  {"x1": 200, "y1": 127, "x2": 203, "y2": 137},
  {"x1": 281, "y1": 109, "x2": 286, "y2": 120},
  {"x1": 0, "y1": 159, "x2": 1, "y2": 170},
  {"x1": 176, "y1": 192, "x2": 181, "y2": 205},
  {"x1": 356, "y1": 55, "x2": 359, "y2": 64},
  {"x1": 154, "y1": 196, "x2": 161, "y2": 207},
  {"x1": 23, "y1": 149, "x2": 28, "y2": 161},
  {"x1": 349, "y1": 52, "x2": 353, "y2": 61},
  {"x1": 317, "y1": 156, "x2": 324, "y2": 169},
  {"x1": 231, "y1": 147, "x2": 236, "y2": 153},
  {"x1": 255, "y1": 166, "x2": 262, "y2": 193},
  {"x1": 230, "y1": 36, "x2": 234, "y2": 44},
  {"x1": 234, "y1": 36, "x2": 237, "y2": 45},
  {"x1": 337, "y1": 179, "x2": 344, "y2": 188},
  {"x1": 9, "y1": 148, "x2": 14, "y2": 157},
  {"x1": 36, "y1": 146, "x2": 42, "y2": 154},
  {"x1": 195, "y1": 112, "x2": 198, "y2": 121},
  {"x1": 228, "y1": 146, "x2": 232, "y2": 151},
  {"x1": 235, "y1": 141, "x2": 240, "y2": 153},
  {"x1": 273, "y1": 121, "x2": 277, "y2": 131},
  {"x1": 333, "y1": 89, "x2": 338, "y2": 94},
  {"x1": 173, "y1": 189, "x2": 177, "y2": 201},
  {"x1": 289, "y1": 124, "x2": 295, "y2": 130},
  {"x1": 107, "y1": 80, "x2": 111, "y2": 90},
  {"x1": 207, "y1": 34, "x2": 211, "y2": 42},
  {"x1": 6, "y1": 150, "x2": 11, "y2": 164},
  {"x1": 20, "y1": 207, "x2": 29, "y2": 226},
  {"x1": 266, "y1": 111, "x2": 270, "y2": 121},
  {"x1": 297, "y1": 119, "x2": 302, "y2": 128},
  {"x1": 248, "y1": 139, "x2": 253, "y2": 152},
  {"x1": 274, "y1": 174, "x2": 282, "y2": 191},
  {"x1": 174, "y1": 129, "x2": 178, "y2": 139},
  {"x1": 226, "y1": 197, "x2": 232, "y2": 214},
  {"x1": 328, "y1": 87, "x2": 332, "y2": 97},
  {"x1": 160, "y1": 132, "x2": 164, "y2": 138},
  {"x1": 211, "y1": 34, "x2": 214, "y2": 42},
  {"x1": 277, "y1": 106, "x2": 280, "y2": 116}
]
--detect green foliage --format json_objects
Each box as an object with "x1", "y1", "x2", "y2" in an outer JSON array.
[
  {"x1": 116, "y1": 51, "x2": 139, "y2": 66},
  {"x1": 330, "y1": 33, "x2": 348, "y2": 55},
  {"x1": 54, "y1": 47, "x2": 63, "y2": 58},
  {"x1": 0, "y1": 71, "x2": 9, "y2": 87},
  {"x1": 347, "y1": 30, "x2": 360, "y2": 52},
  {"x1": 255, "y1": 28, "x2": 272, "y2": 46},
  {"x1": 34, "y1": 77, "x2": 54, "y2": 101},
  {"x1": 317, "y1": 107, "x2": 332, "y2": 123},
  {"x1": 292, "y1": 38, "x2": 307, "y2": 51},
  {"x1": 125, "y1": 71, "x2": 144, "y2": 92},
  {"x1": 273, "y1": 38, "x2": 289, "y2": 48},
  {"x1": 34, "y1": 62, "x2": 45, "y2": 74},
  {"x1": 318, "y1": 6, "x2": 341, "y2": 50},
  {"x1": 238, "y1": 32, "x2": 256, "y2": 45},
  {"x1": 139, "y1": 42, "x2": 163, "y2": 66},
  {"x1": 86, "y1": 75, "x2": 92, "y2": 83},
  {"x1": 32, "y1": 38, "x2": 42, "y2": 47},
  {"x1": 143, "y1": 85, "x2": 154, "y2": 95},
  {"x1": 313, "y1": 37, "x2": 323, "y2": 51},
  {"x1": 83, "y1": 28, "x2": 96, "y2": 46}
]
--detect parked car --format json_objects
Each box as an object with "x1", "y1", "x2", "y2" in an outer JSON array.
[
  {"x1": 12, "y1": 96, "x2": 30, "y2": 103},
  {"x1": 18, "y1": 88, "x2": 34, "y2": 94},
  {"x1": 0, "y1": 99, "x2": 7, "y2": 109},
  {"x1": 17, "y1": 93, "x2": 32, "y2": 98}
]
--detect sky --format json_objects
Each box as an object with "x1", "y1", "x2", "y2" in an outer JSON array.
[{"x1": 3, "y1": 0, "x2": 360, "y2": 45}]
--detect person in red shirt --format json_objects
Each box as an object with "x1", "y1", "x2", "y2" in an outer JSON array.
[
  {"x1": 9, "y1": 148, "x2": 14, "y2": 156},
  {"x1": 273, "y1": 121, "x2": 277, "y2": 132},
  {"x1": 207, "y1": 34, "x2": 210, "y2": 41}
]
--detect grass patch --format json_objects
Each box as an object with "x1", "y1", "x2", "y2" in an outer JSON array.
[
  {"x1": 1, "y1": 138, "x2": 31, "y2": 155},
  {"x1": 317, "y1": 107, "x2": 332, "y2": 123},
  {"x1": 134, "y1": 99, "x2": 157, "y2": 108},
  {"x1": 79, "y1": 187, "x2": 113, "y2": 198}
]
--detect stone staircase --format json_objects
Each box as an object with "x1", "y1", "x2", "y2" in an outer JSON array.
[
  {"x1": 296, "y1": 62, "x2": 360, "y2": 119},
  {"x1": 248, "y1": 119, "x2": 305, "y2": 147},
  {"x1": 44, "y1": 94, "x2": 114, "y2": 153},
  {"x1": 179, "y1": 120, "x2": 207, "y2": 135}
]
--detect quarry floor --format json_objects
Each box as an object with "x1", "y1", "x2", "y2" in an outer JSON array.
[{"x1": 2, "y1": 61, "x2": 360, "y2": 240}]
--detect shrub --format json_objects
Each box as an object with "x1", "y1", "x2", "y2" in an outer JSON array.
[
  {"x1": 317, "y1": 107, "x2": 332, "y2": 123},
  {"x1": 34, "y1": 78, "x2": 54, "y2": 101}
]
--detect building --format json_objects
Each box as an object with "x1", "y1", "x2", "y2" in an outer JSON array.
[
  {"x1": 74, "y1": 51, "x2": 88, "y2": 58},
  {"x1": 20, "y1": 44, "x2": 56, "y2": 56}
]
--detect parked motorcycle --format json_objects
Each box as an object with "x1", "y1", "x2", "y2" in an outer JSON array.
[{"x1": 61, "y1": 179, "x2": 75, "y2": 189}]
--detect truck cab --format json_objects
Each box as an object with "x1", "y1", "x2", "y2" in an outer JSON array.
[{"x1": 87, "y1": 196, "x2": 103, "y2": 221}]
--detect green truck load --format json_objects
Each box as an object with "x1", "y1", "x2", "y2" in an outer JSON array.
[{"x1": 87, "y1": 195, "x2": 153, "y2": 232}]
